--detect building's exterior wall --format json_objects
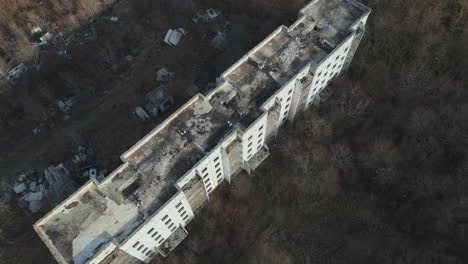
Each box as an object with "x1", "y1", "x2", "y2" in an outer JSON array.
[
  {"x1": 195, "y1": 148, "x2": 226, "y2": 194},
  {"x1": 34, "y1": 1, "x2": 370, "y2": 263},
  {"x1": 241, "y1": 113, "x2": 268, "y2": 162},
  {"x1": 120, "y1": 192, "x2": 193, "y2": 262},
  {"x1": 307, "y1": 33, "x2": 356, "y2": 107}
]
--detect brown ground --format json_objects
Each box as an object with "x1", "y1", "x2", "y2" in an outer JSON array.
[{"x1": 1, "y1": 0, "x2": 467, "y2": 263}]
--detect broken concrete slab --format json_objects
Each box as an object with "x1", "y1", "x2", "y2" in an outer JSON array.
[
  {"x1": 164, "y1": 29, "x2": 187, "y2": 46},
  {"x1": 13, "y1": 183, "x2": 27, "y2": 194},
  {"x1": 192, "y1": 9, "x2": 220, "y2": 23},
  {"x1": 6, "y1": 63, "x2": 27, "y2": 81},
  {"x1": 40, "y1": 32, "x2": 53, "y2": 43},
  {"x1": 144, "y1": 86, "x2": 175, "y2": 115},
  {"x1": 210, "y1": 32, "x2": 227, "y2": 50},
  {"x1": 134, "y1": 106, "x2": 150, "y2": 121},
  {"x1": 156, "y1": 68, "x2": 175, "y2": 82},
  {"x1": 23, "y1": 191, "x2": 44, "y2": 202},
  {"x1": 29, "y1": 200, "x2": 42, "y2": 213},
  {"x1": 31, "y1": 26, "x2": 42, "y2": 35}
]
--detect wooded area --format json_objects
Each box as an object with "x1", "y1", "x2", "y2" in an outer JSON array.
[{"x1": 0, "y1": 0, "x2": 466, "y2": 263}]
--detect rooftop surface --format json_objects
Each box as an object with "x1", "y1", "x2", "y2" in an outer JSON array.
[{"x1": 35, "y1": 1, "x2": 369, "y2": 263}]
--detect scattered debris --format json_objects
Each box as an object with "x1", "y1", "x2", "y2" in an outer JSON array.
[
  {"x1": 13, "y1": 183, "x2": 27, "y2": 194},
  {"x1": 44, "y1": 164, "x2": 75, "y2": 207},
  {"x1": 13, "y1": 165, "x2": 76, "y2": 213},
  {"x1": 6, "y1": 63, "x2": 28, "y2": 81},
  {"x1": 31, "y1": 26, "x2": 42, "y2": 35},
  {"x1": 143, "y1": 86, "x2": 175, "y2": 117},
  {"x1": 33, "y1": 127, "x2": 41, "y2": 135},
  {"x1": 40, "y1": 32, "x2": 53, "y2": 43},
  {"x1": 193, "y1": 9, "x2": 220, "y2": 23},
  {"x1": 156, "y1": 68, "x2": 175, "y2": 82},
  {"x1": 57, "y1": 96, "x2": 78, "y2": 114},
  {"x1": 164, "y1": 28, "x2": 187, "y2": 46},
  {"x1": 210, "y1": 31, "x2": 227, "y2": 50},
  {"x1": 83, "y1": 168, "x2": 107, "y2": 181},
  {"x1": 134, "y1": 106, "x2": 151, "y2": 121},
  {"x1": 72, "y1": 146, "x2": 88, "y2": 164}
]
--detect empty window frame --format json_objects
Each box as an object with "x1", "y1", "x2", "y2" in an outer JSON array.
[
  {"x1": 288, "y1": 89, "x2": 293, "y2": 94},
  {"x1": 176, "y1": 202, "x2": 182, "y2": 209},
  {"x1": 170, "y1": 226, "x2": 177, "y2": 232},
  {"x1": 183, "y1": 215, "x2": 189, "y2": 221},
  {"x1": 286, "y1": 97, "x2": 291, "y2": 102},
  {"x1": 214, "y1": 156, "x2": 219, "y2": 163},
  {"x1": 147, "y1": 228, "x2": 155, "y2": 235},
  {"x1": 202, "y1": 167, "x2": 208, "y2": 173},
  {"x1": 248, "y1": 135, "x2": 253, "y2": 141},
  {"x1": 137, "y1": 244, "x2": 144, "y2": 251},
  {"x1": 162, "y1": 215, "x2": 168, "y2": 221},
  {"x1": 132, "y1": 241, "x2": 140, "y2": 248},
  {"x1": 142, "y1": 247, "x2": 148, "y2": 254},
  {"x1": 158, "y1": 237, "x2": 164, "y2": 244},
  {"x1": 258, "y1": 126, "x2": 264, "y2": 131},
  {"x1": 151, "y1": 231, "x2": 159, "y2": 238}
]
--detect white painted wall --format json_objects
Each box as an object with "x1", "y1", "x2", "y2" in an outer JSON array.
[
  {"x1": 121, "y1": 192, "x2": 194, "y2": 262},
  {"x1": 276, "y1": 79, "x2": 296, "y2": 125},
  {"x1": 195, "y1": 148, "x2": 225, "y2": 194},
  {"x1": 306, "y1": 34, "x2": 355, "y2": 107},
  {"x1": 241, "y1": 114, "x2": 268, "y2": 161}
]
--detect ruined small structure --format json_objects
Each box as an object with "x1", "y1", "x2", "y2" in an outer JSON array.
[{"x1": 34, "y1": 1, "x2": 370, "y2": 263}]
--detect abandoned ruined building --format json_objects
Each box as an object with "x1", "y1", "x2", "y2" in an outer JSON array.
[{"x1": 34, "y1": 0, "x2": 371, "y2": 263}]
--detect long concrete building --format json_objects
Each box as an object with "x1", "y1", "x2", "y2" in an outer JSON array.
[{"x1": 34, "y1": 1, "x2": 371, "y2": 263}]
